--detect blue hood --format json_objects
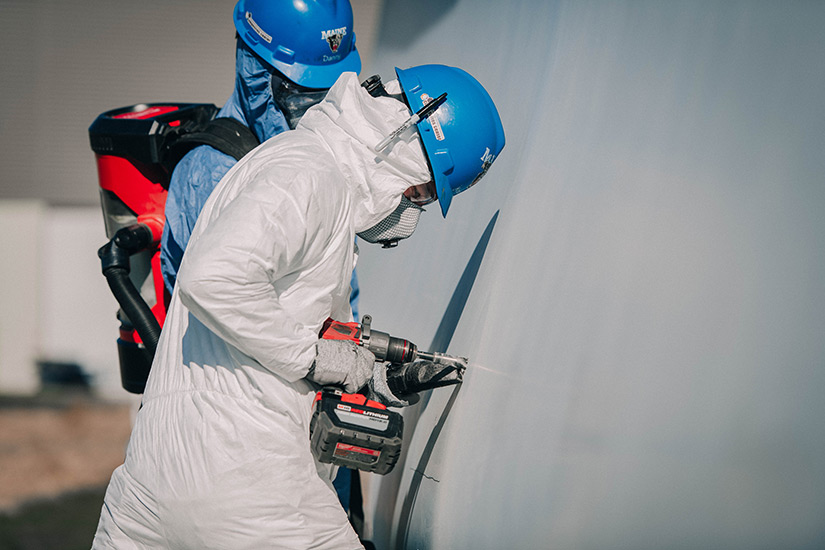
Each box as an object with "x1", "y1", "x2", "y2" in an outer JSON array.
[{"x1": 217, "y1": 38, "x2": 289, "y2": 142}]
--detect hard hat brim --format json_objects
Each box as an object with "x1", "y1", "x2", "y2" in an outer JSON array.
[{"x1": 273, "y1": 48, "x2": 362, "y2": 90}]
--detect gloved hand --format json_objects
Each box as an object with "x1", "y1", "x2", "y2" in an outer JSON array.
[
  {"x1": 307, "y1": 340, "x2": 375, "y2": 392},
  {"x1": 367, "y1": 362, "x2": 413, "y2": 407},
  {"x1": 385, "y1": 360, "x2": 464, "y2": 398}
]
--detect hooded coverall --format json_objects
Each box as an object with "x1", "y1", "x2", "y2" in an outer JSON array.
[
  {"x1": 160, "y1": 39, "x2": 360, "y2": 317},
  {"x1": 92, "y1": 72, "x2": 431, "y2": 549}
]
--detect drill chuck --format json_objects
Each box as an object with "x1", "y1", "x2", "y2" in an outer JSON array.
[
  {"x1": 368, "y1": 332, "x2": 418, "y2": 364},
  {"x1": 359, "y1": 315, "x2": 418, "y2": 364}
]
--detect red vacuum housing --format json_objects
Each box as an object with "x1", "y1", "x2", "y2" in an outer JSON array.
[{"x1": 89, "y1": 103, "x2": 218, "y2": 392}]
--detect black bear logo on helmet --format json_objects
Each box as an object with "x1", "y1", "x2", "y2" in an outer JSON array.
[
  {"x1": 321, "y1": 27, "x2": 347, "y2": 53},
  {"x1": 326, "y1": 34, "x2": 341, "y2": 52}
]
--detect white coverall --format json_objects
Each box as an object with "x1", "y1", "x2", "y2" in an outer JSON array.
[{"x1": 93, "y1": 73, "x2": 431, "y2": 550}]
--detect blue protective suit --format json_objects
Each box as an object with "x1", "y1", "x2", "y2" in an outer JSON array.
[{"x1": 160, "y1": 39, "x2": 359, "y2": 319}]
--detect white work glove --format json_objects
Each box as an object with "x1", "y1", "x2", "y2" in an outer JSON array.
[
  {"x1": 367, "y1": 362, "x2": 412, "y2": 407},
  {"x1": 307, "y1": 339, "x2": 375, "y2": 392}
]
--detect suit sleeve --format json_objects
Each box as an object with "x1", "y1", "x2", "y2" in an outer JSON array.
[{"x1": 176, "y1": 186, "x2": 319, "y2": 383}]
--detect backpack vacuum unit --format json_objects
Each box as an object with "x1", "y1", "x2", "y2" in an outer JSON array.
[{"x1": 89, "y1": 103, "x2": 258, "y2": 393}]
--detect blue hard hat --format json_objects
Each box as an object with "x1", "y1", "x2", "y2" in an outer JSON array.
[
  {"x1": 395, "y1": 64, "x2": 506, "y2": 217},
  {"x1": 234, "y1": 0, "x2": 361, "y2": 89}
]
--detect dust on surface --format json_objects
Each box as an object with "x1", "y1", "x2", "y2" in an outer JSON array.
[{"x1": 0, "y1": 393, "x2": 133, "y2": 512}]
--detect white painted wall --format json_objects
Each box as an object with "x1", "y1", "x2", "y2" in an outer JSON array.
[
  {"x1": 0, "y1": 201, "x2": 45, "y2": 394},
  {"x1": 0, "y1": 202, "x2": 124, "y2": 398},
  {"x1": 39, "y1": 207, "x2": 124, "y2": 397}
]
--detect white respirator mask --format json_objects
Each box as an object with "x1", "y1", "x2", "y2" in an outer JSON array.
[{"x1": 356, "y1": 196, "x2": 424, "y2": 248}]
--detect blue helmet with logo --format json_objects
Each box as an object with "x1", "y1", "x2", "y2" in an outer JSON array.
[
  {"x1": 395, "y1": 64, "x2": 505, "y2": 217},
  {"x1": 234, "y1": 0, "x2": 361, "y2": 89}
]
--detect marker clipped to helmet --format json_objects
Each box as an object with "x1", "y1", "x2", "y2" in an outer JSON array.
[{"x1": 374, "y1": 92, "x2": 448, "y2": 152}]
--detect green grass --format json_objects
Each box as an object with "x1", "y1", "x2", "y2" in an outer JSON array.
[{"x1": 0, "y1": 487, "x2": 105, "y2": 550}]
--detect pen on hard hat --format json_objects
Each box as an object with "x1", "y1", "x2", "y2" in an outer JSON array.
[{"x1": 374, "y1": 92, "x2": 448, "y2": 152}]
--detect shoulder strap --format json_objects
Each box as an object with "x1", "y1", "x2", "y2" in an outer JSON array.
[
  {"x1": 162, "y1": 117, "x2": 261, "y2": 173},
  {"x1": 194, "y1": 117, "x2": 261, "y2": 161}
]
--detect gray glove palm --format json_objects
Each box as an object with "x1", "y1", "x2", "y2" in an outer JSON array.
[
  {"x1": 367, "y1": 361, "x2": 466, "y2": 407},
  {"x1": 367, "y1": 362, "x2": 412, "y2": 407},
  {"x1": 307, "y1": 339, "x2": 375, "y2": 392},
  {"x1": 385, "y1": 360, "x2": 464, "y2": 398}
]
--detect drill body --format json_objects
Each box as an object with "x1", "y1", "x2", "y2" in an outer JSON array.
[{"x1": 320, "y1": 315, "x2": 419, "y2": 364}]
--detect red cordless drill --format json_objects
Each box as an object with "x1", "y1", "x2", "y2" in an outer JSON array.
[
  {"x1": 319, "y1": 315, "x2": 468, "y2": 372},
  {"x1": 309, "y1": 315, "x2": 467, "y2": 474}
]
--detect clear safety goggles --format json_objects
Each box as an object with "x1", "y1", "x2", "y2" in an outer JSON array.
[
  {"x1": 271, "y1": 71, "x2": 329, "y2": 128},
  {"x1": 403, "y1": 180, "x2": 438, "y2": 206}
]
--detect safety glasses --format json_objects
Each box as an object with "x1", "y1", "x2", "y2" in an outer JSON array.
[
  {"x1": 403, "y1": 180, "x2": 438, "y2": 206},
  {"x1": 270, "y1": 72, "x2": 329, "y2": 128}
]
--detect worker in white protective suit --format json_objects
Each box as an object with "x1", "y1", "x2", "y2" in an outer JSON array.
[{"x1": 92, "y1": 64, "x2": 505, "y2": 549}]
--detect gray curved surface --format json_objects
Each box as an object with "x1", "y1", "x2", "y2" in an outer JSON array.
[
  {"x1": 394, "y1": 212, "x2": 498, "y2": 548},
  {"x1": 356, "y1": 1, "x2": 825, "y2": 548}
]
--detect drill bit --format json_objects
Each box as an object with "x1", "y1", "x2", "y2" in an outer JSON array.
[{"x1": 416, "y1": 350, "x2": 468, "y2": 373}]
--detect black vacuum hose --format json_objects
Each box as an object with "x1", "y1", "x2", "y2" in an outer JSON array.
[
  {"x1": 103, "y1": 266, "x2": 161, "y2": 355},
  {"x1": 97, "y1": 225, "x2": 162, "y2": 356}
]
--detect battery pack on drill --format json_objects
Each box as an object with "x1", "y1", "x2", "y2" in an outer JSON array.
[{"x1": 309, "y1": 388, "x2": 403, "y2": 475}]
